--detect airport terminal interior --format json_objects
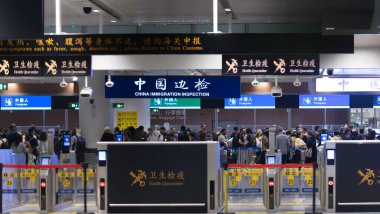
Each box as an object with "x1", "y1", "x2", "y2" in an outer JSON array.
[{"x1": 1, "y1": 0, "x2": 380, "y2": 213}]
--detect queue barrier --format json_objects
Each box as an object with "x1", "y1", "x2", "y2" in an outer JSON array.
[
  {"x1": 1, "y1": 163, "x2": 95, "y2": 213},
  {"x1": 225, "y1": 163, "x2": 318, "y2": 213}
]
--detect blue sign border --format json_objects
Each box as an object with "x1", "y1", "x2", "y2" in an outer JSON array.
[
  {"x1": 1, "y1": 95, "x2": 51, "y2": 110},
  {"x1": 225, "y1": 94, "x2": 275, "y2": 109},
  {"x1": 299, "y1": 94, "x2": 349, "y2": 109}
]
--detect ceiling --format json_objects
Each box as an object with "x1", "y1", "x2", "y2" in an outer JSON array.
[{"x1": 44, "y1": 0, "x2": 380, "y2": 33}]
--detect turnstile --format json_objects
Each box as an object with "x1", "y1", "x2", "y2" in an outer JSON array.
[{"x1": 39, "y1": 157, "x2": 56, "y2": 213}]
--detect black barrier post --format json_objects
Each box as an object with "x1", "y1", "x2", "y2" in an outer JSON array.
[
  {"x1": 312, "y1": 161, "x2": 316, "y2": 213},
  {"x1": 83, "y1": 163, "x2": 88, "y2": 214},
  {"x1": 0, "y1": 163, "x2": 2, "y2": 214}
]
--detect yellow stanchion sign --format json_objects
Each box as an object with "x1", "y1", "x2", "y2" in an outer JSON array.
[
  {"x1": 2, "y1": 172, "x2": 18, "y2": 178},
  {"x1": 228, "y1": 168, "x2": 263, "y2": 187},
  {"x1": 301, "y1": 168, "x2": 318, "y2": 186},
  {"x1": 282, "y1": 168, "x2": 300, "y2": 186},
  {"x1": 77, "y1": 169, "x2": 95, "y2": 177},
  {"x1": 57, "y1": 172, "x2": 76, "y2": 178},
  {"x1": 20, "y1": 169, "x2": 38, "y2": 182}
]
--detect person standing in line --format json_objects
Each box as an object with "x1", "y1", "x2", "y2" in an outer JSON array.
[
  {"x1": 276, "y1": 128, "x2": 290, "y2": 164},
  {"x1": 178, "y1": 126, "x2": 190, "y2": 141},
  {"x1": 101, "y1": 126, "x2": 116, "y2": 141}
]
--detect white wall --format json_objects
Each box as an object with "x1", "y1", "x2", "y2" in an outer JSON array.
[{"x1": 320, "y1": 47, "x2": 380, "y2": 68}]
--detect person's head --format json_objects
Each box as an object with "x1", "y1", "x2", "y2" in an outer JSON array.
[
  {"x1": 360, "y1": 128, "x2": 365, "y2": 134},
  {"x1": 147, "y1": 127, "x2": 153, "y2": 134},
  {"x1": 220, "y1": 128, "x2": 227, "y2": 135},
  {"x1": 201, "y1": 124, "x2": 207, "y2": 131},
  {"x1": 104, "y1": 126, "x2": 111, "y2": 134},
  {"x1": 314, "y1": 126, "x2": 320, "y2": 132},
  {"x1": 159, "y1": 127, "x2": 166, "y2": 134},
  {"x1": 256, "y1": 129, "x2": 263, "y2": 137},
  {"x1": 276, "y1": 128, "x2": 283, "y2": 135},
  {"x1": 1, "y1": 133, "x2": 6, "y2": 139},
  {"x1": 114, "y1": 126, "x2": 120, "y2": 134},
  {"x1": 138, "y1": 126, "x2": 144, "y2": 131},
  {"x1": 180, "y1": 125, "x2": 186, "y2": 132},
  {"x1": 240, "y1": 128, "x2": 246, "y2": 135},
  {"x1": 307, "y1": 130, "x2": 315, "y2": 138},
  {"x1": 246, "y1": 128, "x2": 253, "y2": 135},
  {"x1": 9, "y1": 123, "x2": 16, "y2": 132},
  {"x1": 233, "y1": 126, "x2": 239, "y2": 132},
  {"x1": 171, "y1": 127, "x2": 177, "y2": 134},
  {"x1": 39, "y1": 131, "x2": 47, "y2": 141},
  {"x1": 285, "y1": 130, "x2": 292, "y2": 136},
  {"x1": 28, "y1": 127, "x2": 35, "y2": 136},
  {"x1": 344, "y1": 128, "x2": 351, "y2": 135}
]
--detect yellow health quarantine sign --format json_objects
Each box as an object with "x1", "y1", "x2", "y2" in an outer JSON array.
[
  {"x1": 3, "y1": 172, "x2": 18, "y2": 178},
  {"x1": 58, "y1": 172, "x2": 76, "y2": 178},
  {"x1": 116, "y1": 111, "x2": 138, "y2": 130}
]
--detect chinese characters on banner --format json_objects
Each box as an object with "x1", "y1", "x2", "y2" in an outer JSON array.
[
  {"x1": 105, "y1": 76, "x2": 241, "y2": 98},
  {"x1": 116, "y1": 111, "x2": 138, "y2": 130},
  {"x1": 222, "y1": 55, "x2": 319, "y2": 75},
  {"x1": 0, "y1": 56, "x2": 91, "y2": 76}
]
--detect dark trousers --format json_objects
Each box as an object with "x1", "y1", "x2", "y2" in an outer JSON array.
[
  {"x1": 76, "y1": 152, "x2": 85, "y2": 164},
  {"x1": 282, "y1": 154, "x2": 288, "y2": 164}
]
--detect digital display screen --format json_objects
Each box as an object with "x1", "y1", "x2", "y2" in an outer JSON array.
[
  {"x1": 63, "y1": 134, "x2": 71, "y2": 147},
  {"x1": 98, "y1": 150, "x2": 107, "y2": 161},
  {"x1": 320, "y1": 133, "x2": 328, "y2": 145},
  {"x1": 116, "y1": 134, "x2": 123, "y2": 142},
  {"x1": 327, "y1": 149, "x2": 335, "y2": 160},
  {"x1": 41, "y1": 157, "x2": 50, "y2": 165},
  {"x1": 267, "y1": 156, "x2": 276, "y2": 164}
]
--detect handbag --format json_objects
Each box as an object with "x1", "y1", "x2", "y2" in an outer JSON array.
[{"x1": 305, "y1": 148, "x2": 312, "y2": 158}]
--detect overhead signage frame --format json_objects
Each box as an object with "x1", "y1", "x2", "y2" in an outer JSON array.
[
  {"x1": 222, "y1": 55, "x2": 319, "y2": 76},
  {"x1": 105, "y1": 76, "x2": 241, "y2": 98}
]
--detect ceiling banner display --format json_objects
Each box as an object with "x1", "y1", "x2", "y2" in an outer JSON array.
[
  {"x1": 224, "y1": 94, "x2": 275, "y2": 109},
  {"x1": 0, "y1": 34, "x2": 353, "y2": 55},
  {"x1": 105, "y1": 76, "x2": 241, "y2": 98},
  {"x1": 316, "y1": 78, "x2": 380, "y2": 92},
  {"x1": 0, "y1": 56, "x2": 91, "y2": 76},
  {"x1": 299, "y1": 94, "x2": 350, "y2": 109},
  {"x1": 222, "y1": 55, "x2": 319, "y2": 75}
]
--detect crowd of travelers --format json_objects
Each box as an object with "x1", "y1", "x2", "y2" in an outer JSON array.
[
  {"x1": 2, "y1": 122, "x2": 379, "y2": 166},
  {"x1": 0, "y1": 124, "x2": 86, "y2": 165}
]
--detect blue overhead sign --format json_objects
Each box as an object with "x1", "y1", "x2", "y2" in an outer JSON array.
[
  {"x1": 299, "y1": 94, "x2": 349, "y2": 109},
  {"x1": 105, "y1": 76, "x2": 241, "y2": 98},
  {"x1": 1, "y1": 96, "x2": 51, "y2": 110},
  {"x1": 225, "y1": 94, "x2": 275, "y2": 109},
  {"x1": 373, "y1": 96, "x2": 380, "y2": 108}
]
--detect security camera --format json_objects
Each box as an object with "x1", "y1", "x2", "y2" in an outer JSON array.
[
  {"x1": 293, "y1": 77, "x2": 302, "y2": 87},
  {"x1": 59, "y1": 78, "x2": 68, "y2": 88},
  {"x1": 83, "y1": 7, "x2": 92, "y2": 14},
  {"x1": 251, "y1": 78, "x2": 260, "y2": 87},
  {"x1": 271, "y1": 86, "x2": 283, "y2": 97},
  {"x1": 80, "y1": 87, "x2": 93, "y2": 98},
  {"x1": 105, "y1": 76, "x2": 114, "y2": 87}
]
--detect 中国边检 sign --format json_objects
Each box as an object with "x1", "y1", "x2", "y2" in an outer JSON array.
[{"x1": 105, "y1": 76, "x2": 241, "y2": 98}]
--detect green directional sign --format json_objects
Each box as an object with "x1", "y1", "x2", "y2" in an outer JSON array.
[
  {"x1": 68, "y1": 102, "x2": 80, "y2": 110},
  {"x1": 0, "y1": 83, "x2": 8, "y2": 90},
  {"x1": 112, "y1": 103, "x2": 124, "y2": 108},
  {"x1": 150, "y1": 98, "x2": 200, "y2": 109}
]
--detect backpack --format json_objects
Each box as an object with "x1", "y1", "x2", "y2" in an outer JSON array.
[{"x1": 75, "y1": 136, "x2": 86, "y2": 152}]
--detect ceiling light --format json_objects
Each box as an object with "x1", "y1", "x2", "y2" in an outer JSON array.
[
  {"x1": 110, "y1": 20, "x2": 117, "y2": 23},
  {"x1": 224, "y1": 8, "x2": 231, "y2": 12},
  {"x1": 93, "y1": 9, "x2": 100, "y2": 13}
]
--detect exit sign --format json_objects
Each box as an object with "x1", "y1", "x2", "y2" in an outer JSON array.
[
  {"x1": 0, "y1": 83, "x2": 8, "y2": 90},
  {"x1": 112, "y1": 103, "x2": 124, "y2": 108},
  {"x1": 68, "y1": 102, "x2": 80, "y2": 110}
]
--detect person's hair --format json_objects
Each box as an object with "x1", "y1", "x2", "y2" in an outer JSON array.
[
  {"x1": 307, "y1": 130, "x2": 315, "y2": 138},
  {"x1": 180, "y1": 125, "x2": 186, "y2": 132},
  {"x1": 14, "y1": 133, "x2": 23, "y2": 147},
  {"x1": 201, "y1": 124, "x2": 206, "y2": 129},
  {"x1": 314, "y1": 126, "x2": 320, "y2": 132},
  {"x1": 233, "y1": 126, "x2": 239, "y2": 132},
  {"x1": 39, "y1": 131, "x2": 47, "y2": 141},
  {"x1": 104, "y1": 126, "x2": 111, "y2": 133},
  {"x1": 138, "y1": 126, "x2": 144, "y2": 130},
  {"x1": 9, "y1": 123, "x2": 16, "y2": 131},
  {"x1": 246, "y1": 128, "x2": 253, "y2": 135},
  {"x1": 219, "y1": 128, "x2": 226, "y2": 135},
  {"x1": 114, "y1": 126, "x2": 120, "y2": 133},
  {"x1": 359, "y1": 128, "x2": 364, "y2": 134},
  {"x1": 256, "y1": 129, "x2": 263, "y2": 138}
]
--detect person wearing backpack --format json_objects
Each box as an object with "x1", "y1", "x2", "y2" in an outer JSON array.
[{"x1": 72, "y1": 129, "x2": 86, "y2": 164}]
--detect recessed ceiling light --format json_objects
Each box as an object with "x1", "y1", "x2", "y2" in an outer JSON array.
[
  {"x1": 110, "y1": 20, "x2": 117, "y2": 23},
  {"x1": 224, "y1": 8, "x2": 231, "y2": 12},
  {"x1": 93, "y1": 9, "x2": 100, "y2": 13}
]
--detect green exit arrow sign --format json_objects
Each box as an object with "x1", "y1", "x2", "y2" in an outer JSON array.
[
  {"x1": 112, "y1": 103, "x2": 124, "y2": 108},
  {"x1": 68, "y1": 102, "x2": 80, "y2": 110},
  {"x1": 0, "y1": 83, "x2": 8, "y2": 91}
]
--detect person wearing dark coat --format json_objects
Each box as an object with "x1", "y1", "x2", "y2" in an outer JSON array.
[
  {"x1": 100, "y1": 126, "x2": 115, "y2": 141},
  {"x1": 305, "y1": 131, "x2": 317, "y2": 163}
]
